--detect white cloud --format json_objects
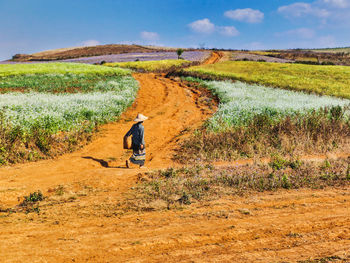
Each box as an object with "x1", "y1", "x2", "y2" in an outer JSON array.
[
  {"x1": 323, "y1": 0, "x2": 350, "y2": 8},
  {"x1": 140, "y1": 31, "x2": 159, "y2": 41},
  {"x1": 218, "y1": 26, "x2": 239, "y2": 37},
  {"x1": 278, "y1": 2, "x2": 329, "y2": 18},
  {"x1": 276, "y1": 28, "x2": 315, "y2": 39},
  {"x1": 188, "y1": 18, "x2": 239, "y2": 37},
  {"x1": 224, "y1": 8, "x2": 264, "y2": 23},
  {"x1": 318, "y1": 35, "x2": 336, "y2": 46},
  {"x1": 188, "y1": 18, "x2": 215, "y2": 34},
  {"x1": 81, "y1": 40, "x2": 100, "y2": 46}
]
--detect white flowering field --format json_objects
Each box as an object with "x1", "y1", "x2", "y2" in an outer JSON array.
[
  {"x1": 185, "y1": 78, "x2": 350, "y2": 131},
  {"x1": 0, "y1": 63, "x2": 138, "y2": 134}
]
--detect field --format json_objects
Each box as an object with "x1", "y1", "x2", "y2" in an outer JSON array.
[
  {"x1": 183, "y1": 61, "x2": 350, "y2": 98},
  {"x1": 105, "y1": 59, "x2": 193, "y2": 72},
  {"x1": 0, "y1": 63, "x2": 138, "y2": 165},
  {"x1": 173, "y1": 77, "x2": 350, "y2": 162},
  {"x1": 128, "y1": 159, "x2": 350, "y2": 210},
  {"x1": 231, "y1": 52, "x2": 293, "y2": 63},
  {"x1": 250, "y1": 50, "x2": 350, "y2": 65},
  {"x1": 304, "y1": 47, "x2": 350, "y2": 53},
  {"x1": 63, "y1": 51, "x2": 209, "y2": 64},
  {"x1": 184, "y1": 78, "x2": 350, "y2": 130},
  {"x1": 2, "y1": 51, "x2": 210, "y2": 65},
  {"x1": 0, "y1": 62, "x2": 129, "y2": 76},
  {"x1": 1, "y1": 51, "x2": 350, "y2": 262}
]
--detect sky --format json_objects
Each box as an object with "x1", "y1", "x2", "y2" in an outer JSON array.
[{"x1": 1, "y1": 0, "x2": 350, "y2": 60}]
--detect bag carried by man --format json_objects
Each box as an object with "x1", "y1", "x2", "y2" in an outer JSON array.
[{"x1": 123, "y1": 135, "x2": 132, "y2": 149}]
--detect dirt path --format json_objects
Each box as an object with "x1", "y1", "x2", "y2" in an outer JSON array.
[
  {"x1": 203, "y1": 51, "x2": 222, "y2": 64},
  {"x1": 1, "y1": 53, "x2": 350, "y2": 263},
  {"x1": 0, "y1": 73, "x2": 212, "y2": 206}
]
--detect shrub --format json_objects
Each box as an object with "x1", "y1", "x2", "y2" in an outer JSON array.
[{"x1": 177, "y1": 48, "x2": 184, "y2": 59}]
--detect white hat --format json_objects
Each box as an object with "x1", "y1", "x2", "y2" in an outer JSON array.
[{"x1": 134, "y1": 113, "x2": 148, "y2": 122}]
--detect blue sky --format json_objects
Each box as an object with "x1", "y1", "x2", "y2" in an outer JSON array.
[{"x1": 1, "y1": 0, "x2": 350, "y2": 60}]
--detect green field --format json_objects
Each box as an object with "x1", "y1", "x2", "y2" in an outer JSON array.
[
  {"x1": 105, "y1": 59, "x2": 192, "y2": 72},
  {"x1": 0, "y1": 62, "x2": 129, "y2": 77},
  {"x1": 184, "y1": 61, "x2": 350, "y2": 98},
  {"x1": 304, "y1": 47, "x2": 350, "y2": 53},
  {"x1": 0, "y1": 63, "x2": 138, "y2": 165}
]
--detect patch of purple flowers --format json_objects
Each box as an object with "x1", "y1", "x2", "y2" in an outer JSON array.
[
  {"x1": 61, "y1": 51, "x2": 210, "y2": 64},
  {"x1": 1, "y1": 51, "x2": 210, "y2": 64}
]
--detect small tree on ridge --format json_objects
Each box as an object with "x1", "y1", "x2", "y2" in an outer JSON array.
[{"x1": 177, "y1": 48, "x2": 184, "y2": 59}]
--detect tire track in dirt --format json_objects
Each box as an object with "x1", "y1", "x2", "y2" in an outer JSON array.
[{"x1": 1, "y1": 184, "x2": 349, "y2": 262}]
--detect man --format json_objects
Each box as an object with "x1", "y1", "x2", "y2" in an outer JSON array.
[{"x1": 124, "y1": 113, "x2": 147, "y2": 168}]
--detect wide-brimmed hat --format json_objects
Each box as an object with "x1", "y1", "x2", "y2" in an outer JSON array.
[{"x1": 134, "y1": 113, "x2": 148, "y2": 122}]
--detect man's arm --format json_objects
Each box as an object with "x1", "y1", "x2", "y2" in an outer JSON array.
[
  {"x1": 140, "y1": 126, "x2": 145, "y2": 149},
  {"x1": 125, "y1": 125, "x2": 134, "y2": 137}
]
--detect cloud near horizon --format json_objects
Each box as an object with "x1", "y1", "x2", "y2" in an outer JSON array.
[
  {"x1": 276, "y1": 28, "x2": 315, "y2": 39},
  {"x1": 218, "y1": 26, "x2": 239, "y2": 37},
  {"x1": 278, "y1": 2, "x2": 329, "y2": 18},
  {"x1": 81, "y1": 40, "x2": 100, "y2": 46},
  {"x1": 140, "y1": 31, "x2": 160, "y2": 41},
  {"x1": 224, "y1": 8, "x2": 264, "y2": 23}
]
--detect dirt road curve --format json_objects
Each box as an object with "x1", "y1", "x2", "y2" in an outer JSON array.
[
  {"x1": 203, "y1": 51, "x2": 222, "y2": 64},
  {"x1": 0, "y1": 73, "x2": 211, "y2": 206},
  {"x1": 0, "y1": 53, "x2": 350, "y2": 262}
]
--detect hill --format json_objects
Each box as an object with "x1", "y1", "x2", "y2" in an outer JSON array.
[{"x1": 11, "y1": 44, "x2": 180, "y2": 62}]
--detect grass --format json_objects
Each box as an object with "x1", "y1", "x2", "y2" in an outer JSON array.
[
  {"x1": 183, "y1": 61, "x2": 350, "y2": 98},
  {"x1": 105, "y1": 59, "x2": 193, "y2": 72},
  {"x1": 125, "y1": 159, "x2": 350, "y2": 211},
  {"x1": 0, "y1": 63, "x2": 138, "y2": 165},
  {"x1": 0, "y1": 191, "x2": 45, "y2": 214},
  {"x1": 175, "y1": 108, "x2": 350, "y2": 162}
]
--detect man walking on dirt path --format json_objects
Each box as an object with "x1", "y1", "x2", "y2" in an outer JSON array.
[{"x1": 124, "y1": 113, "x2": 148, "y2": 168}]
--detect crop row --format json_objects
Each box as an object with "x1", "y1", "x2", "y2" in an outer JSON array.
[
  {"x1": 0, "y1": 74, "x2": 133, "y2": 93},
  {"x1": 185, "y1": 77, "x2": 350, "y2": 131},
  {"x1": 105, "y1": 59, "x2": 193, "y2": 72},
  {"x1": 0, "y1": 63, "x2": 129, "y2": 77},
  {"x1": 59, "y1": 51, "x2": 210, "y2": 64},
  {"x1": 174, "y1": 78, "x2": 350, "y2": 162},
  {"x1": 1, "y1": 76, "x2": 138, "y2": 133}
]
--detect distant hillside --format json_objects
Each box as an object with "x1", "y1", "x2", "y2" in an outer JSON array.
[
  {"x1": 302, "y1": 47, "x2": 350, "y2": 53},
  {"x1": 11, "y1": 44, "x2": 181, "y2": 62},
  {"x1": 250, "y1": 48, "x2": 350, "y2": 66}
]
